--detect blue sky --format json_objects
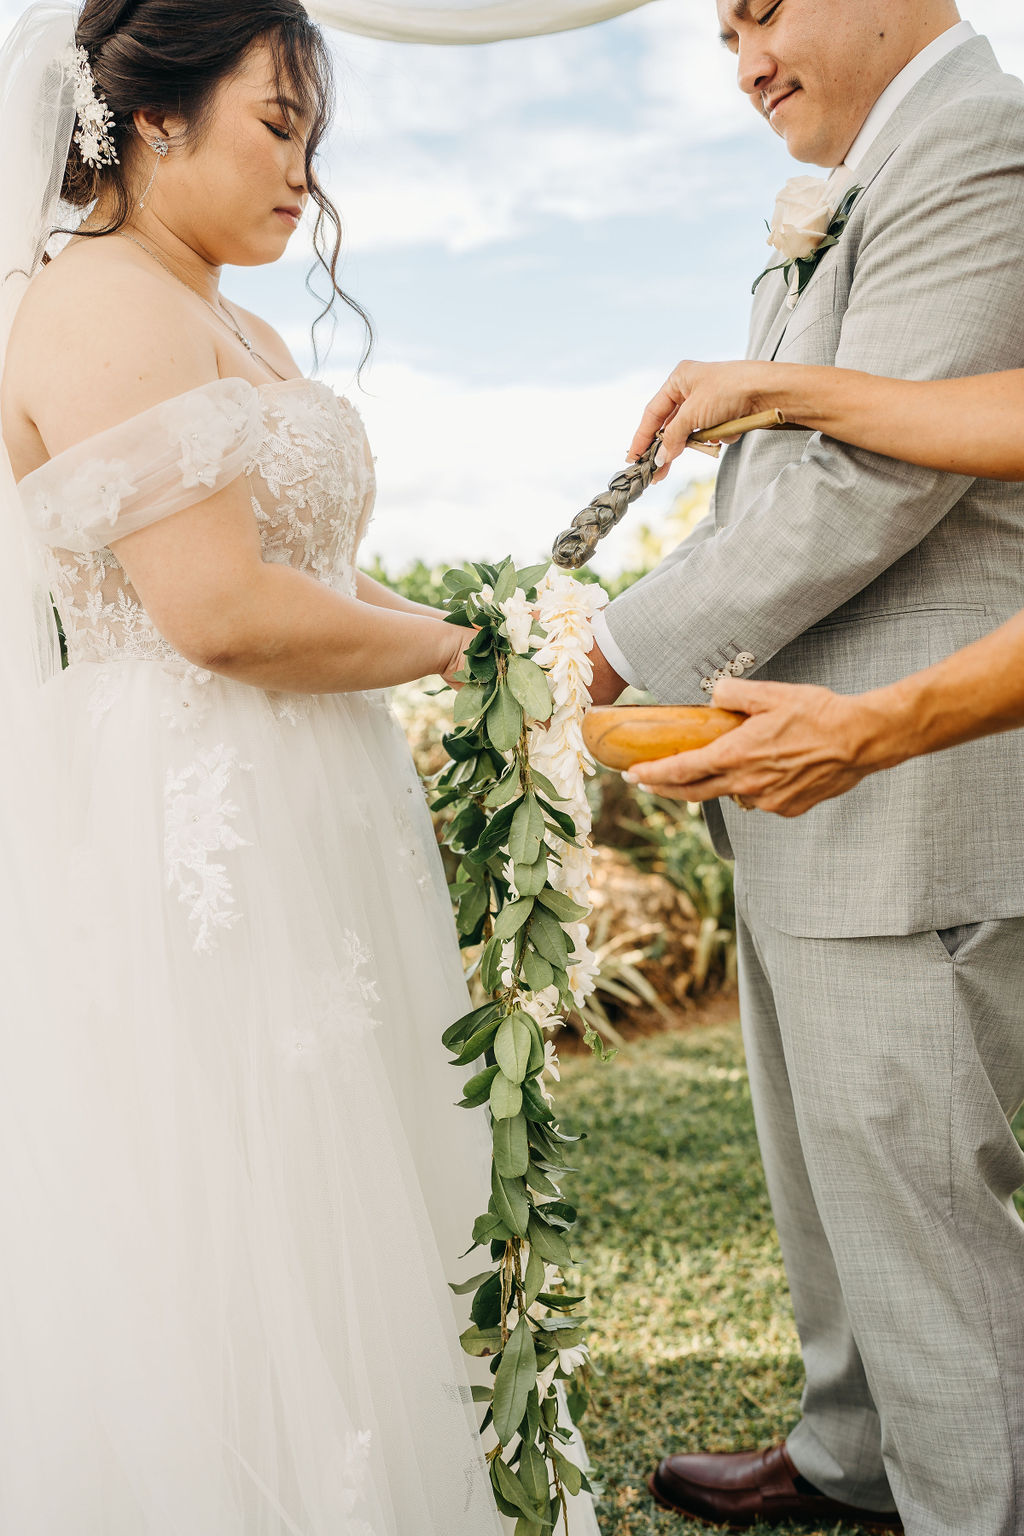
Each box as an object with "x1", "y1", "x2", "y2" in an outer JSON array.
[{"x1": 3, "y1": 1, "x2": 1022, "y2": 574}]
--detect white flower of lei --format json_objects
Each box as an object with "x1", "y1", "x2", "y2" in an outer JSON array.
[
  {"x1": 527, "y1": 568, "x2": 607, "y2": 1014},
  {"x1": 492, "y1": 567, "x2": 607, "y2": 1093}
]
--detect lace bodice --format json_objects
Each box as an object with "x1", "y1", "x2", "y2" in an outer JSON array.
[{"x1": 17, "y1": 377, "x2": 375, "y2": 670}]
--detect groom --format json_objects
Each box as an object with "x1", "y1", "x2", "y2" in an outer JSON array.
[{"x1": 588, "y1": 3, "x2": 1024, "y2": 1533}]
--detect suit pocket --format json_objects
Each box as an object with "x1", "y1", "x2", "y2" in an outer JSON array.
[
  {"x1": 765, "y1": 607, "x2": 990, "y2": 696},
  {"x1": 810, "y1": 602, "x2": 988, "y2": 632}
]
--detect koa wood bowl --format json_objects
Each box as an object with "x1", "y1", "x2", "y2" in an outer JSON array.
[{"x1": 583, "y1": 705, "x2": 746, "y2": 772}]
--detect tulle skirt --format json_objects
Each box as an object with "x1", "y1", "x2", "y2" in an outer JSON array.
[{"x1": 0, "y1": 656, "x2": 600, "y2": 1535}]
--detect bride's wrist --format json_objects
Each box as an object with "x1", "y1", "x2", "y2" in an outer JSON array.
[{"x1": 437, "y1": 622, "x2": 468, "y2": 681}]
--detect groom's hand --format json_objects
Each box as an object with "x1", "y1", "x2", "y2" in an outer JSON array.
[
  {"x1": 626, "y1": 675, "x2": 883, "y2": 817},
  {"x1": 588, "y1": 638, "x2": 627, "y2": 706}
]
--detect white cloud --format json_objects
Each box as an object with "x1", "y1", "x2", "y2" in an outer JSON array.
[
  {"x1": 323, "y1": 5, "x2": 761, "y2": 253},
  {"x1": 320, "y1": 2, "x2": 1024, "y2": 254},
  {"x1": 972, "y1": 3, "x2": 1024, "y2": 79},
  {"x1": 335, "y1": 354, "x2": 691, "y2": 570}
]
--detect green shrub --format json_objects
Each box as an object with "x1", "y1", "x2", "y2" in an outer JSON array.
[
  {"x1": 364, "y1": 554, "x2": 651, "y2": 608},
  {"x1": 620, "y1": 794, "x2": 735, "y2": 933},
  {"x1": 615, "y1": 792, "x2": 736, "y2": 990}
]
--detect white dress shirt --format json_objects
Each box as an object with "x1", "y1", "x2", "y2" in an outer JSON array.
[
  {"x1": 842, "y1": 19, "x2": 976, "y2": 171},
  {"x1": 590, "y1": 18, "x2": 978, "y2": 693}
]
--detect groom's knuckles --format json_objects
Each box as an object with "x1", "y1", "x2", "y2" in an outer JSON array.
[
  {"x1": 714, "y1": 675, "x2": 777, "y2": 709},
  {"x1": 710, "y1": 673, "x2": 746, "y2": 699}
]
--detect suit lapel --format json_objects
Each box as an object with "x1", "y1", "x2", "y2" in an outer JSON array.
[
  {"x1": 747, "y1": 270, "x2": 788, "y2": 359},
  {"x1": 758, "y1": 288, "x2": 800, "y2": 362},
  {"x1": 750, "y1": 35, "x2": 1000, "y2": 363}
]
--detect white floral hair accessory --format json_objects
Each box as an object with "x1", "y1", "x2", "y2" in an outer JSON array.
[{"x1": 64, "y1": 43, "x2": 119, "y2": 168}]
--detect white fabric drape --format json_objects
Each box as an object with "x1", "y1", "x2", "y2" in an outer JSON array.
[{"x1": 305, "y1": 0, "x2": 660, "y2": 45}]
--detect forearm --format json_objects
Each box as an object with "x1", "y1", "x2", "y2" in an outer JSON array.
[
  {"x1": 852, "y1": 608, "x2": 1024, "y2": 770},
  {"x1": 192, "y1": 563, "x2": 459, "y2": 692},
  {"x1": 766, "y1": 366, "x2": 1024, "y2": 482},
  {"x1": 356, "y1": 569, "x2": 446, "y2": 620}
]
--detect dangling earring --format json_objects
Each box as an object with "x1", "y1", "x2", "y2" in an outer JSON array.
[{"x1": 138, "y1": 138, "x2": 168, "y2": 209}]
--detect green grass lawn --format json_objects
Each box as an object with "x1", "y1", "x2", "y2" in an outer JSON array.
[{"x1": 555, "y1": 1017, "x2": 1024, "y2": 1536}]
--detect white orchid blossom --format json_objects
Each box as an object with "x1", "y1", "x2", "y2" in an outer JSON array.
[
  {"x1": 543, "y1": 1038, "x2": 561, "y2": 1082},
  {"x1": 557, "y1": 1342, "x2": 590, "y2": 1375},
  {"x1": 525, "y1": 570, "x2": 607, "y2": 1011},
  {"x1": 498, "y1": 940, "x2": 517, "y2": 990},
  {"x1": 500, "y1": 859, "x2": 520, "y2": 902},
  {"x1": 536, "y1": 1358, "x2": 560, "y2": 1400},
  {"x1": 520, "y1": 985, "x2": 561, "y2": 1029},
  {"x1": 535, "y1": 1343, "x2": 591, "y2": 1401},
  {"x1": 498, "y1": 589, "x2": 538, "y2": 654}
]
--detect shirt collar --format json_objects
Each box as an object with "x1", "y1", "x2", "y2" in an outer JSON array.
[{"x1": 841, "y1": 19, "x2": 977, "y2": 171}]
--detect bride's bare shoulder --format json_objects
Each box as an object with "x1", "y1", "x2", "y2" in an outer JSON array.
[{"x1": 4, "y1": 238, "x2": 219, "y2": 465}]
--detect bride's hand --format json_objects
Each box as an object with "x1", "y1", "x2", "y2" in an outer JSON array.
[{"x1": 628, "y1": 360, "x2": 780, "y2": 481}]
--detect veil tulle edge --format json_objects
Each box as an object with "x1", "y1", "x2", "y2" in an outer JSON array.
[{"x1": 0, "y1": 5, "x2": 79, "y2": 945}]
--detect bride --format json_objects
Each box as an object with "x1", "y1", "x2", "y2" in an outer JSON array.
[{"x1": 0, "y1": 3, "x2": 600, "y2": 1532}]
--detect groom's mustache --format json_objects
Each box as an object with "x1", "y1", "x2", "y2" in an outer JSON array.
[{"x1": 761, "y1": 80, "x2": 801, "y2": 120}]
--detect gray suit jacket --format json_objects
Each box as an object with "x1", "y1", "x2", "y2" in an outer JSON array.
[{"x1": 603, "y1": 36, "x2": 1024, "y2": 938}]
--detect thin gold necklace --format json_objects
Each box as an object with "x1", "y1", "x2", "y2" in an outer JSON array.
[{"x1": 115, "y1": 231, "x2": 290, "y2": 383}]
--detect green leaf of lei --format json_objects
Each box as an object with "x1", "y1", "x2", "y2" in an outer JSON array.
[
  {"x1": 487, "y1": 686, "x2": 524, "y2": 752},
  {"x1": 506, "y1": 653, "x2": 553, "y2": 722},
  {"x1": 490, "y1": 1071, "x2": 524, "y2": 1121},
  {"x1": 493, "y1": 1112, "x2": 530, "y2": 1178},
  {"x1": 493, "y1": 1314, "x2": 538, "y2": 1445},
  {"x1": 492, "y1": 1163, "x2": 531, "y2": 1237},
  {"x1": 494, "y1": 1014, "x2": 533, "y2": 1084}
]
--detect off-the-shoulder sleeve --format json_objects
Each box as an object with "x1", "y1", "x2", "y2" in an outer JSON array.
[{"x1": 19, "y1": 378, "x2": 262, "y2": 553}]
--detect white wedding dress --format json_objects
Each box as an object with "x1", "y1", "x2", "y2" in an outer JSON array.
[{"x1": 5, "y1": 373, "x2": 601, "y2": 1535}]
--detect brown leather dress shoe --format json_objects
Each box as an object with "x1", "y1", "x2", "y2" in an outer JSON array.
[{"x1": 648, "y1": 1442, "x2": 903, "y2": 1531}]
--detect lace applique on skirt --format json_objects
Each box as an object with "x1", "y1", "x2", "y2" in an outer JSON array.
[{"x1": 163, "y1": 743, "x2": 253, "y2": 953}]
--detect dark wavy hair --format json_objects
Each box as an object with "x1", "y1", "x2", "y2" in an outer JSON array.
[{"x1": 57, "y1": 0, "x2": 372, "y2": 370}]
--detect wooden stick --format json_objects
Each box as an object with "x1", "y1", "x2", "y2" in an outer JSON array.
[
  {"x1": 552, "y1": 409, "x2": 796, "y2": 568},
  {"x1": 685, "y1": 407, "x2": 789, "y2": 456}
]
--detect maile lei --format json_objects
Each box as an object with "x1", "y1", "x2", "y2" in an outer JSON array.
[{"x1": 433, "y1": 556, "x2": 611, "y2": 1532}]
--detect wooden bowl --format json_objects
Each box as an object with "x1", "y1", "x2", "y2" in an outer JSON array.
[{"x1": 583, "y1": 705, "x2": 745, "y2": 771}]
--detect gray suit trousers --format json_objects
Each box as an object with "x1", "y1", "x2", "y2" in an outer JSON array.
[{"x1": 735, "y1": 889, "x2": 1024, "y2": 1536}]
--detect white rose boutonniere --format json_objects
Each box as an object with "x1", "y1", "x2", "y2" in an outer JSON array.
[
  {"x1": 768, "y1": 175, "x2": 835, "y2": 260},
  {"x1": 753, "y1": 173, "x2": 862, "y2": 310}
]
